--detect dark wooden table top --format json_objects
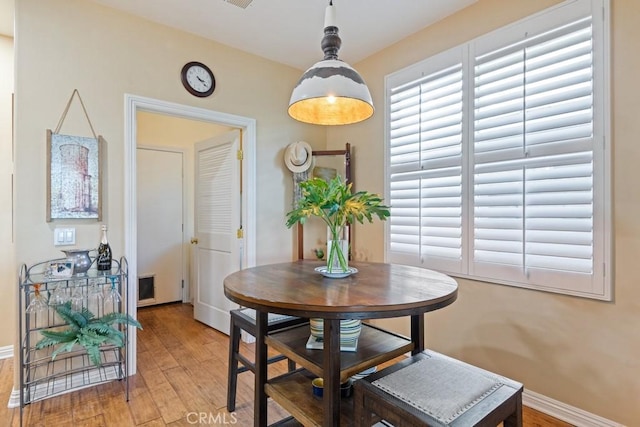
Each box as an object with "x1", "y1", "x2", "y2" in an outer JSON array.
[
  {"x1": 223, "y1": 260, "x2": 458, "y2": 319},
  {"x1": 224, "y1": 260, "x2": 458, "y2": 427}
]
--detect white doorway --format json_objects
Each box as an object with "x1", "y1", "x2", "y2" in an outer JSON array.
[
  {"x1": 124, "y1": 94, "x2": 257, "y2": 375},
  {"x1": 137, "y1": 147, "x2": 185, "y2": 306}
]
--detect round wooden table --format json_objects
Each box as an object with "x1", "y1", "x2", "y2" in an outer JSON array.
[{"x1": 224, "y1": 260, "x2": 458, "y2": 427}]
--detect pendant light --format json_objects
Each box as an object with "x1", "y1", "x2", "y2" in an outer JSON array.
[{"x1": 288, "y1": 1, "x2": 374, "y2": 126}]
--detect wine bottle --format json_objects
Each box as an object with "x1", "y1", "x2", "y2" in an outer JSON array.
[{"x1": 97, "y1": 224, "x2": 112, "y2": 271}]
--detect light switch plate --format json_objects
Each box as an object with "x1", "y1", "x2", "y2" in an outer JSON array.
[{"x1": 54, "y1": 228, "x2": 76, "y2": 246}]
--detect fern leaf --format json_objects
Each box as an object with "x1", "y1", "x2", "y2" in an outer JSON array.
[
  {"x1": 55, "y1": 302, "x2": 89, "y2": 328},
  {"x1": 50, "y1": 340, "x2": 78, "y2": 361},
  {"x1": 84, "y1": 323, "x2": 124, "y2": 344},
  {"x1": 35, "y1": 329, "x2": 79, "y2": 349},
  {"x1": 78, "y1": 329, "x2": 108, "y2": 347},
  {"x1": 74, "y1": 331, "x2": 105, "y2": 366},
  {"x1": 34, "y1": 336, "x2": 60, "y2": 349},
  {"x1": 100, "y1": 312, "x2": 142, "y2": 329},
  {"x1": 79, "y1": 306, "x2": 95, "y2": 321},
  {"x1": 104, "y1": 333, "x2": 124, "y2": 348},
  {"x1": 39, "y1": 329, "x2": 79, "y2": 341},
  {"x1": 84, "y1": 344, "x2": 102, "y2": 366},
  {"x1": 84, "y1": 321, "x2": 112, "y2": 335},
  {"x1": 103, "y1": 325, "x2": 124, "y2": 343}
]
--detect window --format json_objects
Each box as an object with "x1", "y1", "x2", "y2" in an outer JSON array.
[{"x1": 385, "y1": 0, "x2": 610, "y2": 300}]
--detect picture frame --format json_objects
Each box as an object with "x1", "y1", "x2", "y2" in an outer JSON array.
[
  {"x1": 48, "y1": 261, "x2": 74, "y2": 278},
  {"x1": 46, "y1": 130, "x2": 103, "y2": 221}
]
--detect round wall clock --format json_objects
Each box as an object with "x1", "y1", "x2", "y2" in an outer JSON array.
[{"x1": 181, "y1": 61, "x2": 215, "y2": 97}]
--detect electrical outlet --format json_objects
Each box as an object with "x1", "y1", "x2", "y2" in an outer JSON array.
[{"x1": 54, "y1": 228, "x2": 76, "y2": 246}]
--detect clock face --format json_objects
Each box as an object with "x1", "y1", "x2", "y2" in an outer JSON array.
[{"x1": 181, "y1": 62, "x2": 215, "y2": 97}]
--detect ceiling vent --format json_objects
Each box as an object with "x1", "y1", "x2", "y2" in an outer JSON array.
[{"x1": 225, "y1": 0, "x2": 254, "y2": 9}]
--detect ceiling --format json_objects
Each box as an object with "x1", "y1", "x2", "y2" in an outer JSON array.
[{"x1": 1, "y1": 0, "x2": 478, "y2": 70}]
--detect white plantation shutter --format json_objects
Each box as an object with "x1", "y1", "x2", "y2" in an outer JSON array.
[
  {"x1": 387, "y1": 49, "x2": 464, "y2": 272},
  {"x1": 385, "y1": 0, "x2": 610, "y2": 299},
  {"x1": 471, "y1": 16, "x2": 597, "y2": 292}
]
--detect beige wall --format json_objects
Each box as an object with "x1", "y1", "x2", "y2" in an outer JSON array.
[
  {"x1": 0, "y1": 35, "x2": 15, "y2": 349},
  {"x1": 334, "y1": 0, "x2": 637, "y2": 424},
  {"x1": 12, "y1": 0, "x2": 323, "y2": 388},
  {"x1": 10, "y1": 0, "x2": 640, "y2": 424},
  {"x1": 13, "y1": 0, "x2": 325, "y2": 265}
]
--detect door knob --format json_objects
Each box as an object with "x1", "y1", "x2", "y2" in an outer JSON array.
[{"x1": 190, "y1": 238, "x2": 198, "y2": 244}]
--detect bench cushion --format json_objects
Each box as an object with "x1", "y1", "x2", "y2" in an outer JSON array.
[{"x1": 371, "y1": 352, "x2": 503, "y2": 424}]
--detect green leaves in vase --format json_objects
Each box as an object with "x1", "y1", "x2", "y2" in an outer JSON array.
[
  {"x1": 286, "y1": 176, "x2": 390, "y2": 270},
  {"x1": 285, "y1": 176, "x2": 390, "y2": 231}
]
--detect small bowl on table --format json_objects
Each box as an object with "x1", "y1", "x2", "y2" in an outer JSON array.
[
  {"x1": 312, "y1": 378, "x2": 324, "y2": 397},
  {"x1": 311, "y1": 378, "x2": 353, "y2": 398}
]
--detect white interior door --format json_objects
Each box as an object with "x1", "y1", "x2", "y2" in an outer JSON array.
[
  {"x1": 137, "y1": 148, "x2": 184, "y2": 306},
  {"x1": 193, "y1": 129, "x2": 241, "y2": 334}
]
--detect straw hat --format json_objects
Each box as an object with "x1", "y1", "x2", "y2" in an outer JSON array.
[{"x1": 284, "y1": 141, "x2": 313, "y2": 173}]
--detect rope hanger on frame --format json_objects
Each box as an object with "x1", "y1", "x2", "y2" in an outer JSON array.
[{"x1": 54, "y1": 89, "x2": 98, "y2": 139}]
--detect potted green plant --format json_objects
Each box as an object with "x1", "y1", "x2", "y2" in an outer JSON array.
[
  {"x1": 35, "y1": 302, "x2": 142, "y2": 367},
  {"x1": 286, "y1": 176, "x2": 390, "y2": 273}
]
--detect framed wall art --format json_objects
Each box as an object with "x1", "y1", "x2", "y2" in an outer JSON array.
[{"x1": 46, "y1": 129, "x2": 103, "y2": 221}]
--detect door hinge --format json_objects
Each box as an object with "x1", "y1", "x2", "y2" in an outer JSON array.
[
  {"x1": 237, "y1": 149, "x2": 243, "y2": 160},
  {"x1": 181, "y1": 280, "x2": 184, "y2": 289},
  {"x1": 237, "y1": 228, "x2": 244, "y2": 238}
]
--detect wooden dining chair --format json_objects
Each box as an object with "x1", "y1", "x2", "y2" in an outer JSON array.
[{"x1": 226, "y1": 308, "x2": 308, "y2": 412}]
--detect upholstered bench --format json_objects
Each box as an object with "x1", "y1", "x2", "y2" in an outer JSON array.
[{"x1": 353, "y1": 349, "x2": 523, "y2": 427}]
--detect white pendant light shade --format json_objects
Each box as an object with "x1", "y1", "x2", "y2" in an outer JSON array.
[
  {"x1": 288, "y1": 1, "x2": 374, "y2": 126},
  {"x1": 288, "y1": 59, "x2": 374, "y2": 126}
]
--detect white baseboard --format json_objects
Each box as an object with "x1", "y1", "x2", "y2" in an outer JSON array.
[
  {"x1": 0, "y1": 345, "x2": 13, "y2": 359},
  {"x1": 7, "y1": 388, "x2": 20, "y2": 408},
  {"x1": 523, "y1": 389, "x2": 624, "y2": 427}
]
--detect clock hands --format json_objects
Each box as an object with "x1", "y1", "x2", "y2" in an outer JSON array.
[{"x1": 197, "y1": 76, "x2": 206, "y2": 83}]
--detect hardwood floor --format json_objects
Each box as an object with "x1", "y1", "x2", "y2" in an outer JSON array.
[{"x1": 1, "y1": 302, "x2": 573, "y2": 426}]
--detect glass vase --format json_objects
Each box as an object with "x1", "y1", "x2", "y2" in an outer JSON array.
[{"x1": 326, "y1": 225, "x2": 349, "y2": 273}]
